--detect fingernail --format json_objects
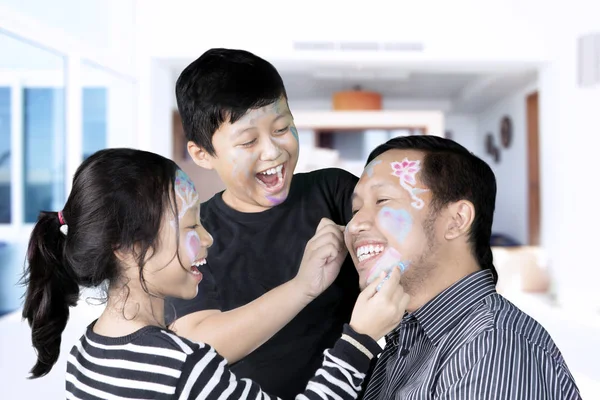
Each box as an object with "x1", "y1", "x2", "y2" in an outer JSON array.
[{"x1": 396, "y1": 262, "x2": 406, "y2": 272}]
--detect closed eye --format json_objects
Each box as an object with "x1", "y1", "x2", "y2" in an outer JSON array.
[
  {"x1": 376, "y1": 199, "x2": 390, "y2": 205},
  {"x1": 275, "y1": 126, "x2": 290, "y2": 134},
  {"x1": 240, "y1": 139, "x2": 257, "y2": 147}
]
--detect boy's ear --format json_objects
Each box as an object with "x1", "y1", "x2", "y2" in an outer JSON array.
[{"x1": 187, "y1": 141, "x2": 214, "y2": 170}]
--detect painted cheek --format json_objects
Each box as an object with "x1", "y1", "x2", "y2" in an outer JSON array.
[
  {"x1": 378, "y1": 206, "x2": 413, "y2": 244},
  {"x1": 185, "y1": 231, "x2": 202, "y2": 261}
]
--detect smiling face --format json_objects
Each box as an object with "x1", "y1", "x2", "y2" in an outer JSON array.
[
  {"x1": 143, "y1": 169, "x2": 214, "y2": 300},
  {"x1": 190, "y1": 97, "x2": 299, "y2": 213},
  {"x1": 346, "y1": 149, "x2": 441, "y2": 292}
]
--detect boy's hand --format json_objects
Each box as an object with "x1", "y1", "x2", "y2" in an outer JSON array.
[{"x1": 294, "y1": 218, "x2": 348, "y2": 301}]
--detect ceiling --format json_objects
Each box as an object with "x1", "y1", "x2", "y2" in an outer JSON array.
[{"x1": 167, "y1": 58, "x2": 538, "y2": 114}]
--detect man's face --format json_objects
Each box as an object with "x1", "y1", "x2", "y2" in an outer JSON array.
[
  {"x1": 197, "y1": 97, "x2": 299, "y2": 212},
  {"x1": 346, "y1": 149, "x2": 440, "y2": 291}
]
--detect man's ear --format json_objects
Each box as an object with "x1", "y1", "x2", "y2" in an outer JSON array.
[
  {"x1": 187, "y1": 141, "x2": 214, "y2": 170},
  {"x1": 444, "y1": 200, "x2": 475, "y2": 241}
]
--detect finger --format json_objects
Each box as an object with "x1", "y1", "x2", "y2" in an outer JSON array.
[
  {"x1": 396, "y1": 292, "x2": 411, "y2": 314},
  {"x1": 377, "y1": 266, "x2": 402, "y2": 297},
  {"x1": 310, "y1": 242, "x2": 340, "y2": 263},
  {"x1": 309, "y1": 229, "x2": 344, "y2": 249},
  {"x1": 360, "y1": 271, "x2": 388, "y2": 300},
  {"x1": 315, "y1": 217, "x2": 336, "y2": 233}
]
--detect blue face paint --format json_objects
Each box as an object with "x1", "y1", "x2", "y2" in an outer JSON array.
[
  {"x1": 378, "y1": 207, "x2": 413, "y2": 244},
  {"x1": 363, "y1": 159, "x2": 382, "y2": 178},
  {"x1": 290, "y1": 125, "x2": 299, "y2": 142}
]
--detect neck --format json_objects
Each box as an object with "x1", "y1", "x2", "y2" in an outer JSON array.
[
  {"x1": 222, "y1": 189, "x2": 270, "y2": 213},
  {"x1": 94, "y1": 281, "x2": 166, "y2": 337},
  {"x1": 406, "y1": 253, "x2": 480, "y2": 312}
]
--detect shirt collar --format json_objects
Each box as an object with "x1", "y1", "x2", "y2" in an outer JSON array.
[{"x1": 400, "y1": 269, "x2": 497, "y2": 345}]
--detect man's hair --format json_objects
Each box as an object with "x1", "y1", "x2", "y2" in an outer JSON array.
[
  {"x1": 175, "y1": 48, "x2": 288, "y2": 156},
  {"x1": 367, "y1": 135, "x2": 498, "y2": 283}
]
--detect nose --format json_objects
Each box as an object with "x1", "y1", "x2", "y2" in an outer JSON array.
[
  {"x1": 260, "y1": 136, "x2": 282, "y2": 161},
  {"x1": 199, "y1": 225, "x2": 213, "y2": 248},
  {"x1": 347, "y1": 210, "x2": 373, "y2": 236}
]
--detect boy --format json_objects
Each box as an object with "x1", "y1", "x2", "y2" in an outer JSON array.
[{"x1": 168, "y1": 48, "x2": 360, "y2": 398}]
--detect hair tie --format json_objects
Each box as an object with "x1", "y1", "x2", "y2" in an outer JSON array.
[{"x1": 58, "y1": 211, "x2": 68, "y2": 236}]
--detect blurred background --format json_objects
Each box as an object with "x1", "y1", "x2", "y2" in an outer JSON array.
[{"x1": 0, "y1": 0, "x2": 599, "y2": 397}]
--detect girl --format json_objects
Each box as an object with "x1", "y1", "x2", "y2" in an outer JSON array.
[{"x1": 22, "y1": 148, "x2": 408, "y2": 399}]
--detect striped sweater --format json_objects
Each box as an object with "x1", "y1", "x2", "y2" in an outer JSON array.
[{"x1": 66, "y1": 322, "x2": 381, "y2": 399}]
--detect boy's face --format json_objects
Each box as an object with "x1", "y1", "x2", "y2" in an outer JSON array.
[{"x1": 190, "y1": 97, "x2": 299, "y2": 212}]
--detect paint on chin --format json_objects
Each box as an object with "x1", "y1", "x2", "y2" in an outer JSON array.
[
  {"x1": 367, "y1": 247, "x2": 408, "y2": 285},
  {"x1": 378, "y1": 206, "x2": 413, "y2": 244},
  {"x1": 266, "y1": 192, "x2": 288, "y2": 205},
  {"x1": 185, "y1": 230, "x2": 202, "y2": 261}
]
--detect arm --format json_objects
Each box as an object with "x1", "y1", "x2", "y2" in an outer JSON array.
[
  {"x1": 435, "y1": 330, "x2": 582, "y2": 400},
  {"x1": 175, "y1": 325, "x2": 381, "y2": 400},
  {"x1": 176, "y1": 270, "x2": 409, "y2": 399},
  {"x1": 171, "y1": 218, "x2": 349, "y2": 364},
  {"x1": 170, "y1": 278, "x2": 312, "y2": 364}
]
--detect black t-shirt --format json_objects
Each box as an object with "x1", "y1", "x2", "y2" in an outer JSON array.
[{"x1": 167, "y1": 168, "x2": 360, "y2": 398}]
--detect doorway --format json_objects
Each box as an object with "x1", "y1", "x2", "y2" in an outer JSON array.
[{"x1": 527, "y1": 92, "x2": 540, "y2": 245}]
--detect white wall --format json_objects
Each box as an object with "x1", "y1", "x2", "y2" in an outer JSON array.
[
  {"x1": 444, "y1": 114, "x2": 478, "y2": 153},
  {"x1": 534, "y1": 0, "x2": 600, "y2": 310},
  {"x1": 1, "y1": 0, "x2": 136, "y2": 74},
  {"x1": 475, "y1": 82, "x2": 538, "y2": 245}
]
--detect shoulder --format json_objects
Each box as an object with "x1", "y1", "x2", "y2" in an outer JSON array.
[
  {"x1": 130, "y1": 327, "x2": 205, "y2": 358},
  {"x1": 457, "y1": 295, "x2": 567, "y2": 364},
  {"x1": 293, "y1": 167, "x2": 358, "y2": 190}
]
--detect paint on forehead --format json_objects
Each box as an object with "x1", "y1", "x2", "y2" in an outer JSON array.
[
  {"x1": 363, "y1": 159, "x2": 382, "y2": 178},
  {"x1": 175, "y1": 169, "x2": 199, "y2": 220},
  {"x1": 185, "y1": 230, "x2": 201, "y2": 261},
  {"x1": 378, "y1": 206, "x2": 413, "y2": 244},
  {"x1": 390, "y1": 158, "x2": 429, "y2": 210}
]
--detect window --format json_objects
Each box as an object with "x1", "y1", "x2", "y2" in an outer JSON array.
[
  {"x1": 82, "y1": 88, "x2": 107, "y2": 160},
  {"x1": 0, "y1": 88, "x2": 10, "y2": 223},
  {"x1": 23, "y1": 88, "x2": 66, "y2": 222}
]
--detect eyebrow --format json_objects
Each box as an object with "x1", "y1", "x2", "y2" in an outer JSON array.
[{"x1": 351, "y1": 182, "x2": 395, "y2": 202}]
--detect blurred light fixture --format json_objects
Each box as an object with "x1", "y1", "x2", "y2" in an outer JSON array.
[{"x1": 332, "y1": 86, "x2": 382, "y2": 111}]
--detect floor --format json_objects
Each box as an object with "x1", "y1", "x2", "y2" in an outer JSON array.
[{"x1": 0, "y1": 287, "x2": 598, "y2": 398}]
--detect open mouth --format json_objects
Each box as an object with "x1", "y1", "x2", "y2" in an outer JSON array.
[
  {"x1": 190, "y1": 258, "x2": 206, "y2": 281},
  {"x1": 356, "y1": 244, "x2": 385, "y2": 263},
  {"x1": 255, "y1": 163, "x2": 286, "y2": 193}
]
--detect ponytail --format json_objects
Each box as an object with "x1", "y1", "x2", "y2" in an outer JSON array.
[{"x1": 21, "y1": 211, "x2": 80, "y2": 378}]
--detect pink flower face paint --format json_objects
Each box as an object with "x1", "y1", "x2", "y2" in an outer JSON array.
[
  {"x1": 378, "y1": 206, "x2": 413, "y2": 244},
  {"x1": 175, "y1": 170, "x2": 199, "y2": 219},
  {"x1": 390, "y1": 158, "x2": 429, "y2": 210},
  {"x1": 185, "y1": 230, "x2": 202, "y2": 261}
]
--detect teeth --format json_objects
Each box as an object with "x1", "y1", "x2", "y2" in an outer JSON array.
[
  {"x1": 192, "y1": 259, "x2": 207, "y2": 268},
  {"x1": 356, "y1": 245, "x2": 384, "y2": 262},
  {"x1": 260, "y1": 164, "x2": 283, "y2": 175}
]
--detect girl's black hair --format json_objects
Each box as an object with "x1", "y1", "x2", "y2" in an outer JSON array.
[{"x1": 21, "y1": 148, "x2": 180, "y2": 378}]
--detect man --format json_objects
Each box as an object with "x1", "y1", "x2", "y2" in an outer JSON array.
[{"x1": 345, "y1": 135, "x2": 581, "y2": 399}]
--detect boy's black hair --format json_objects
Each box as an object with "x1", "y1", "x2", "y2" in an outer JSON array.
[
  {"x1": 176, "y1": 48, "x2": 288, "y2": 156},
  {"x1": 367, "y1": 135, "x2": 498, "y2": 283}
]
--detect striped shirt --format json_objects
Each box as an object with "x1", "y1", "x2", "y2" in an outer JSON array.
[
  {"x1": 66, "y1": 323, "x2": 381, "y2": 399},
  {"x1": 362, "y1": 270, "x2": 582, "y2": 400}
]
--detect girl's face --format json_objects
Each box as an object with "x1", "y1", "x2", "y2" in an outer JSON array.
[{"x1": 143, "y1": 170, "x2": 213, "y2": 300}]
